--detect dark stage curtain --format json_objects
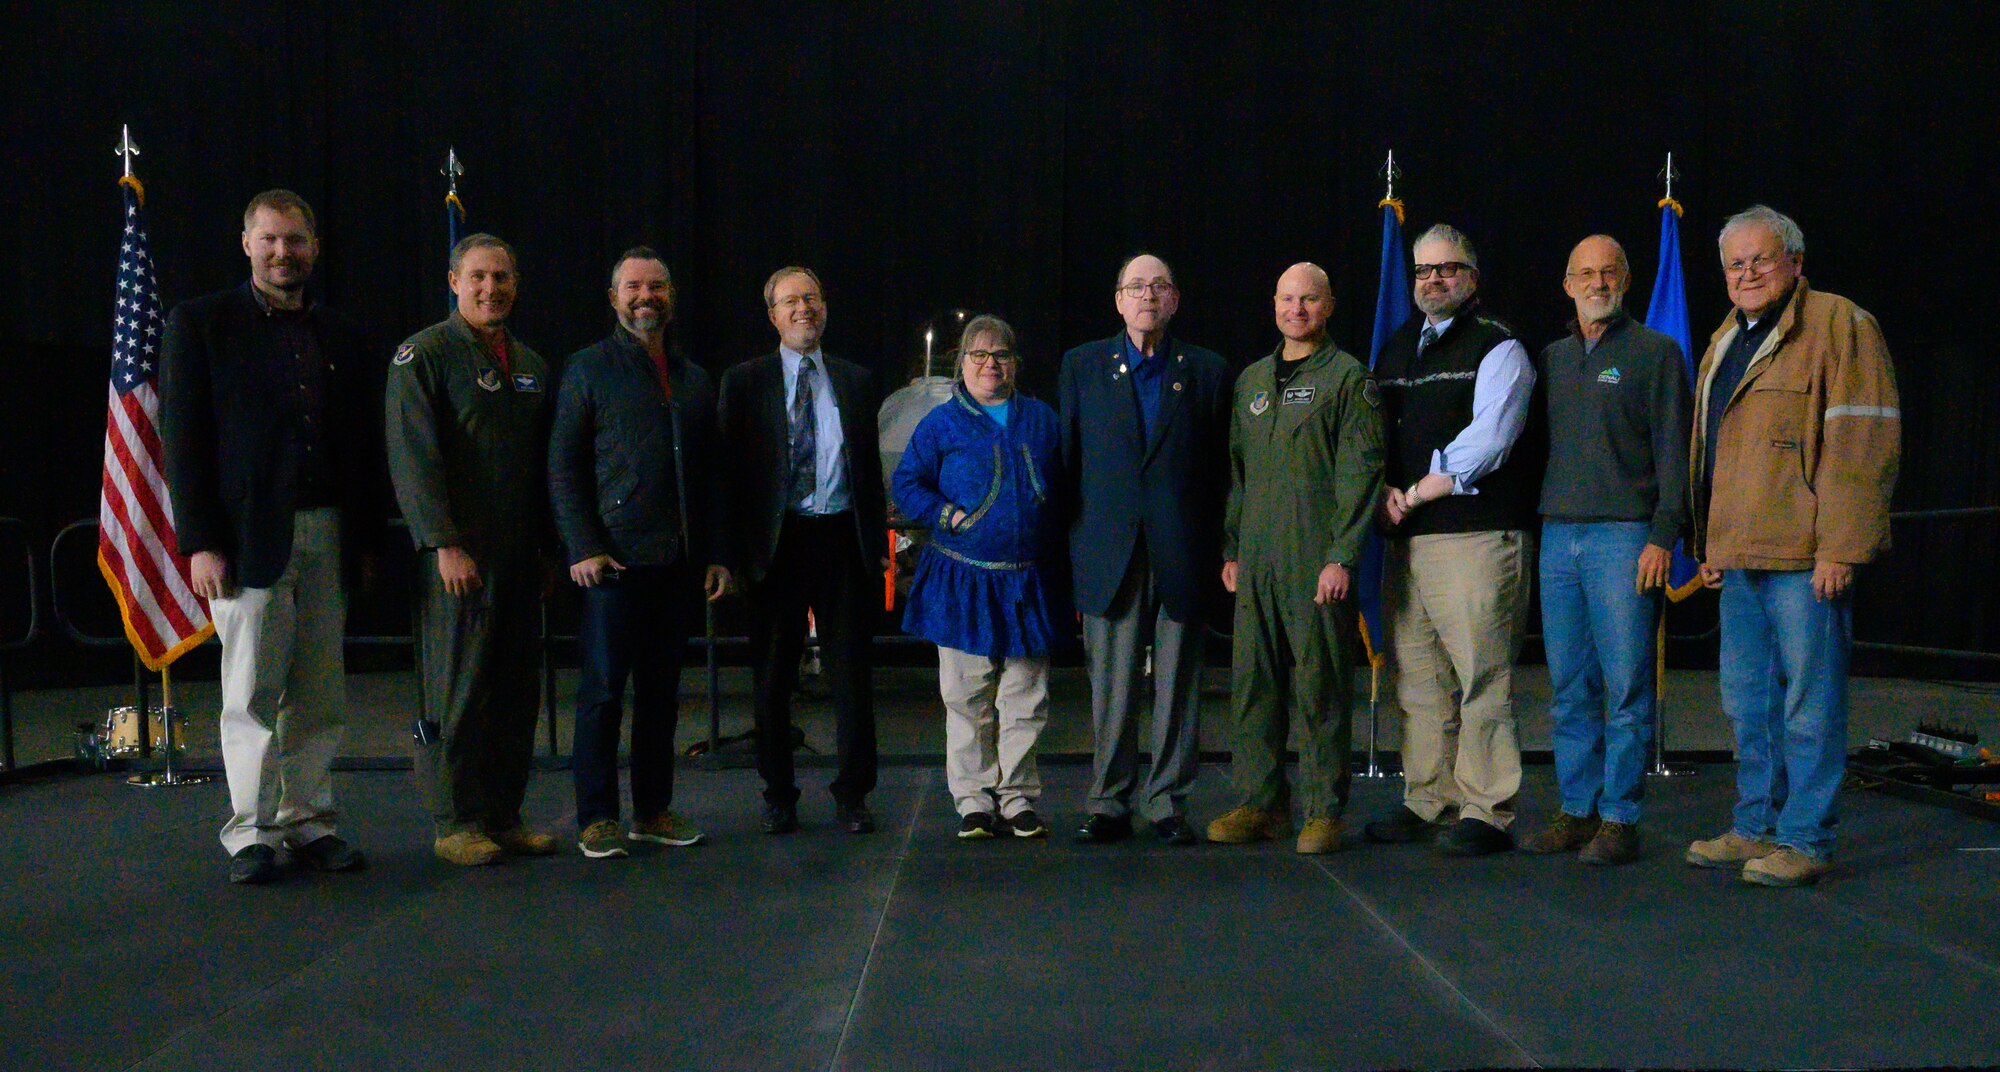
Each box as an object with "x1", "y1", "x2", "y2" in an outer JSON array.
[{"x1": 1, "y1": 1, "x2": 1995, "y2": 681}]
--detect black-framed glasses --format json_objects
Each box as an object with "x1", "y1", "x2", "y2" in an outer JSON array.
[
  {"x1": 1413, "y1": 261, "x2": 1473, "y2": 280},
  {"x1": 1565, "y1": 267, "x2": 1624, "y2": 284},
  {"x1": 1118, "y1": 281, "x2": 1176, "y2": 298},
  {"x1": 1723, "y1": 253, "x2": 1789, "y2": 279},
  {"x1": 963, "y1": 349, "x2": 1019, "y2": 367}
]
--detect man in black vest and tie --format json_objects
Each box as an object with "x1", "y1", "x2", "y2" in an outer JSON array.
[
  {"x1": 718, "y1": 266, "x2": 887, "y2": 835},
  {"x1": 1364, "y1": 224, "x2": 1541, "y2": 857},
  {"x1": 1060, "y1": 254, "x2": 1232, "y2": 844}
]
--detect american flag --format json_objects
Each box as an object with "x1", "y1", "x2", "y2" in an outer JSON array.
[{"x1": 97, "y1": 177, "x2": 211, "y2": 669}]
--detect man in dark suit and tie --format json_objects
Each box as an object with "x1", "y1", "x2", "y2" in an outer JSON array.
[
  {"x1": 1059, "y1": 253, "x2": 1233, "y2": 844},
  {"x1": 718, "y1": 266, "x2": 887, "y2": 835}
]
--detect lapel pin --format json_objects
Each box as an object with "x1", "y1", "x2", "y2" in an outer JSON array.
[{"x1": 1172, "y1": 382, "x2": 1184, "y2": 392}]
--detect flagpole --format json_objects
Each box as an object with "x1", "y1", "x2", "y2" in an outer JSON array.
[
  {"x1": 1646, "y1": 150, "x2": 1695, "y2": 779},
  {"x1": 108, "y1": 126, "x2": 211, "y2": 789},
  {"x1": 1358, "y1": 150, "x2": 1404, "y2": 781}
]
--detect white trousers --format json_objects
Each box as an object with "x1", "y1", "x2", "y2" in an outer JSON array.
[
  {"x1": 208, "y1": 509, "x2": 347, "y2": 854},
  {"x1": 939, "y1": 647, "x2": 1049, "y2": 818}
]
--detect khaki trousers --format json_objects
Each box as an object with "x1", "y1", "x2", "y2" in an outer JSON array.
[
  {"x1": 939, "y1": 647, "x2": 1049, "y2": 818},
  {"x1": 1385, "y1": 529, "x2": 1533, "y2": 828},
  {"x1": 210, "y1": 509, "x2": 346, "y2": 854}
]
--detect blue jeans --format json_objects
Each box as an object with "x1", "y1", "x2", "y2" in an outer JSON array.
[
  {"x1": 572, "y1": 564, "x2": 693, "y2": 828},
  {"x1": 1539, "y1": 521, "x2": 1658, "y2": 825},
  {"x1": 1718, "y1": 568, "x2": 1851, "y2": 860}
]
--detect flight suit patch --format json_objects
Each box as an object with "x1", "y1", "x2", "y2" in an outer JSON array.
[
  {"x1": 393, "y1": 343, "x2": 416, "y2": 366},
  {"x1": 1362, "y1": 379, "x2": 1381, "y2": 408},
  {"x1": 476, "y1": 368, "x2": 504, "y2": 392},
  {"x1": 1249, "y1": 390, "x2": 1270, "y2": 416},
  {"x1": 512, "y1": 373, "x2": 541, "y2": 392},
  {"x1": 1282, "y1": 386, "x2": 1315, "y2": 406}
]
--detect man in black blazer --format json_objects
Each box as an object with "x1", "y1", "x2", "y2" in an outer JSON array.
[
  {"x1": 1059, "y1": 253, "x2": 1233, "y2": 844},
  {"x1": 717, "y1": 266, "x2": 887, "y2": 835},
  {"x1": 160, "y1": 189, "x2": 383, "y2": 885}
]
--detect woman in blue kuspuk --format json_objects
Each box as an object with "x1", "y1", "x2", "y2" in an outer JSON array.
[{"x1": 893, "y1": 314, "x2": 1068, "y2": 840}]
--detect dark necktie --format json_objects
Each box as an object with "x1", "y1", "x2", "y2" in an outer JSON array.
[
  {"x1": 789, "y1": 356, "x2": 819, "y2": 509},
  {"x1": 1418, "y1": 324, "x2": 1439, "y2": 356}
]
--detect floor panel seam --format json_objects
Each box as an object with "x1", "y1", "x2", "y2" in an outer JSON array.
[
  {"x1": 119, "y1": 882, "x2": 437, "y2": 1072},
  {"x1": 1310, "y1": 858, "x2": 1544, "y2": 1069},
  {"x1": 826, "y1": 772, "x2": 928, "y2": 1072},
  {"x1": 1805, "y1": 889, "x2": 2000, "y2": 980}
]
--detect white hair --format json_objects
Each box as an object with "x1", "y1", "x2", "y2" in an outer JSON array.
[{"x1": 1718, "y1": 204, "x2": 1805, "y2": 257}]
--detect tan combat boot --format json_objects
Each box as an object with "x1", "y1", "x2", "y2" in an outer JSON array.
[
  {"x1": 1206, "y1": 804, "x2": 1290, "y2": 844},
  {"x1": 433, "y1": 830, "x2": 504, "y2": 867},
  {"x1": 1684, "y1": 831, "x2": 1776, "y2": 869},
  {"x1": 1295, "y1": 817, "x2": 1346, "y2": 854}
]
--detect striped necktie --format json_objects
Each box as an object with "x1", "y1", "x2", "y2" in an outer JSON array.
[
  {"x1": 1418, "y1": 324, "x2": 1439, "y2": 356},
  {"x1": 789, "y1": 356, "x2": 819, "y2": 509}
]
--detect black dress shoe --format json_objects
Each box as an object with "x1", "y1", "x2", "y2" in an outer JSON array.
[
  {"x1": 292, "y1": 834, "x2": 366, "y2": 872},
  {"x1": 1363, "y1": 805, "x2": 1444, "y2": 844},
  {"x1": 1151, "y1": 816, "x2": 1198, "y2": 845},
  {"x1": 762, "y1": 802, "x2": 800, "y2": 835},
  {"x1": 835, "y1": 802, "x2": 875, "y2": 834},
  {"x1": 1073, "y1": 813, "x2": 1133, "y2": 843},
  {"x1": 1438, "y1": 817, "x2": 1515, "y2": 857},
  {"x1": 229, "y1": 844, "x2": 280, "y2": 886}
]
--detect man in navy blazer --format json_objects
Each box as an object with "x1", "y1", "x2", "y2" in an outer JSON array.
[
  {"x1": 1059, "y1": 253, "x2": 1233, "y2": 844},
  {"x1": 717, "y1": 266, "x2": 887, "y2": 836}
]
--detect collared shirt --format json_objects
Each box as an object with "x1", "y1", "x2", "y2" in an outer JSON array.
[
  {"x1": 781, "y1": 345, "x2": 851, "y2": 514},
  {"x1": 249, "y1": 282, "x2": 334, "y2": 507},
  {"x1": 1704, "y1": 285, "x2": 1796, "y2": 488},
  {"x1": 1421, "y1": 313, "x2": 1537, "y2": 495},
  {"x1": 1122, "y1": 332, "x2": 1166, "y2": 440}
]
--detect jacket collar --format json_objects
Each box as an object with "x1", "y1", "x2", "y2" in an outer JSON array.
[
  {"x1": 1710, "y1": 277, "x2": 1809, "y2": 347},
  {"x1": 1567, "y1": 309, "x2": 1630, "y2": 345}
]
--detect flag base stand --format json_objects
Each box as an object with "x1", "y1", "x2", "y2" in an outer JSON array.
[
  {"x1": 1357, "y1": 667, "x2": 1403, "y2": 779},
  {"x1": 123, "y1": 668, "x2": 211, "y2": 787}
]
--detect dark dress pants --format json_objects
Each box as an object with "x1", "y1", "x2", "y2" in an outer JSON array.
[
  {"x1": 748, "y1": 511, "x2": 878, "y2": 808},
  {"x1": 572, "y1": 563, "x2": 693, "y2": 827}
]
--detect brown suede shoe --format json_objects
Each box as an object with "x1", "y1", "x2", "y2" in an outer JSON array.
[
  {"x1": 488, "y1": 826, "x2": 560, "y2": 856},
  {"x1": 1684, "y1": 831, "x2": 1777, "y2": 869},
  {"x1": 433, "y1": 831, "x2": 504, "y2": 867},
  {"x1": 1578, "y1": 820, "x2": 1640, "y2": 866},
  {"x1": 1206, "y1": 804, "x2": 1291, "y2": 844},
  {"x1": 1522, "y1": 812, "x2": 1600, "y2": 855},
  {"x1": 1295, "y1": 817, "x2": 1346, "y2": 855},
  {"x1": 1741, "y1": 848, "x2": 1832, "y2": 887}
]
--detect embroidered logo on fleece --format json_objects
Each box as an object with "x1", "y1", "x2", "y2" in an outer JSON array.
[{"x1": 1597, "y1": 367, "x2": 1622, "y2": 385}]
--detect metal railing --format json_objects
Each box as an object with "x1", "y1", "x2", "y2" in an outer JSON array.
[{"x1": 1850, "y1": 505, "x2": 2000, "y2": 664}]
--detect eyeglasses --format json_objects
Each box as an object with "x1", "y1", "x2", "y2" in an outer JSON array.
[
  {"x1": 1565, "y1": 267, "x2": 1624, "y2": 284},
  {"x1": 1118, "y1": 281, "x2": 1176, "y2": 298},
  {"x1": 1413, "y1": 262, "x2": 1473, "y2": 280},
  {"x1": 963, "y1": 349, "x2": 1019, "y2": 368},
  {"x1": 1723, "y1": 253, "x2": 1790, "y2": 279},
  {"x1": 771, "y1": 293, "x2": 823, "y2": 310}
]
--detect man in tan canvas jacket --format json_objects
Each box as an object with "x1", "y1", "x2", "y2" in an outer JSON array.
[{"x1": 1683, "y1": 204, "x2": 1900, "y2": 888}]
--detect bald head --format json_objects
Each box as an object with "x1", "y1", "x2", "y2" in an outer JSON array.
[
  {"x1": 1562, "y1": 234, "x2": 1631, "y2": 327},
  {"x1": 1274, "y1": 262, "x2": 1333, "y2": 348}
]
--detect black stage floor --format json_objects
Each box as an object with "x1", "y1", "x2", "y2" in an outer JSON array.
[{"x1": 6, "y1": 763, "x2": 1999, "y2": 1072}]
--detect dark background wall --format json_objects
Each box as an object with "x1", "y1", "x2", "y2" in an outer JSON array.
[{"x1": 1, "y1": 1, "x2": 1995, "y2": 683}]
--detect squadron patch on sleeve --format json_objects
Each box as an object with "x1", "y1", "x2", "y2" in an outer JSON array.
[
  {"x1": 393, "y1": 342, "x2": 416, "y2": 366},
  {"x1": 1249, "y1": 390, "x2": 1270, "y2": 416},
  {"x1": 1362, "y1": 378, "x2": 1381, "y2": 408}
]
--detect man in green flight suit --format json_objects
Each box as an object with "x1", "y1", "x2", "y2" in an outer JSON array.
[
  {"x1": 1207, "y1": 262, "x2": 1385, "y2": 854},
  {"x1": 386, "y1": 233, "x2": 560, "y2": 867}
]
